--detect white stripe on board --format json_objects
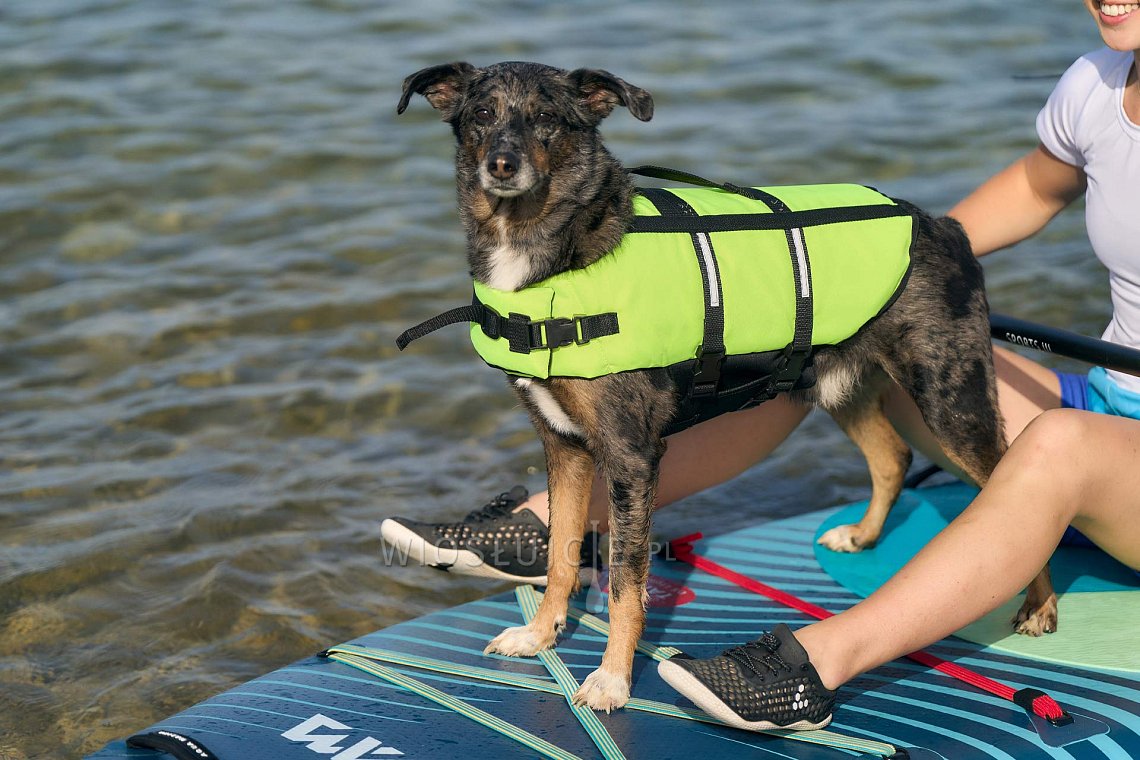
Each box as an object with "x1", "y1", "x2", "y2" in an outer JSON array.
[
  {"x1": 695, "y1": 233, "x2": 720, "y2": 307},
  {"x1": 790, "y1": 227, "x2": 810, "y2": 299}
]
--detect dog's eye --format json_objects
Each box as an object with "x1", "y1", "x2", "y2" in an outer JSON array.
[
  {"x1": 534, "y1": 112, "x2": 555, "y2": 125},
  {"x1": 474, "y1": 108, "x2": 494, "y2": 124}
]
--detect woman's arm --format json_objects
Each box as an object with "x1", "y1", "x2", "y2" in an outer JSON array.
[{"x1": 948, "y1": 144, "x2": 1087, "y2": 257}]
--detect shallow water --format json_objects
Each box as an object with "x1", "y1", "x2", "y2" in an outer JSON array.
[{"x1": 0, "y1": 1, "x2": 1111, "y2": 757}]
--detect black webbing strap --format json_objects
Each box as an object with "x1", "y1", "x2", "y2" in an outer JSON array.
[
  {"x1": 395, "y1": 296, "x2": 619, "y2": 355},
  {"x1": 629, "y1": 165, "x2": 790, "y2": 213},
  {"x1": 396, "y1": 304, "x2": 485, "y2": 350},
  {"x1": 627, "y1": 165, "x2": 909, "y2": 235},
  {"x1": 770, "y1": 222, "x2": 815, "y2": 395},
  {"x1": 640, "y1": 188, "x2": 725, "y2": 397},
  {"x1": 629, "y1": 165, "x2": 721, "y2": 187},
  {"x1": 627, "y1": 205, "x2": 909, "y2": 233}
]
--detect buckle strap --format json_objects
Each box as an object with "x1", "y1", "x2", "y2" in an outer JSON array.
[
  {"x1": 397, "y1": 296, "x2": 618, "y2": 355},
  {"x1": 767, "y1": 342, "x2": 812, "y2": 395},
  {"x1": 540, "y1": 313, "x2": 619, "y2": 350},
  {"x1": 396, "y1": 304, "x2": 484, "y2": 350}
]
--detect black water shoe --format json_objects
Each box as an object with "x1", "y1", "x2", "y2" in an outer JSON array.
[
  {"x1": 658, "y1": 624, "x2": 836, "y2": 730},
  {"x1": 381, "y1": 486, "x2": 599, "y2": 584}
]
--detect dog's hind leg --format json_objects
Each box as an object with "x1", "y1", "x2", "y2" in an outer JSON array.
[
  {"x1": 901, "y1": 354, "x2": 1006, "y2": 490},
  {"x1": 485, "y1": 435, "x2": 594, "y2": 657},
  {"x1": 905, "y1": 357, "x2": 1057, "y2": 633},
  {"x1": 1014, "y1": 564, "x2": 1057, "y2": 636},
  {"x1": 894, "y1": 331, "x2": 1056, "y2": 634},
  {"x1": 819, "y1": 380, "x2": 913, "y2": 553},
  {"x1": 573, "y1": 437, "x2": 665, "y2": 712}
]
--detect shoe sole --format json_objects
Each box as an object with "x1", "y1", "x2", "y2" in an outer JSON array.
[
  {"x1": 657, "y1": 659, "x2": 832, "y2": 732},
  {"x1": 379, "y1": 519, "x2": 550, "y2": 585}
]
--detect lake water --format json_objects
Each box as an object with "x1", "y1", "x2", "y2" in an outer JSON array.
[{"x1": 0, "y1": 1, "x2": 1111, "y2": 756}]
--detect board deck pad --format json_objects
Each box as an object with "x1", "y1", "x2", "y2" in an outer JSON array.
[
  {"x1": 814, "y1": 482, "x2": 1140, "y2": 672},
  {"x1": 88, "y1": 484, "x2": 1140, "y2": 759}
]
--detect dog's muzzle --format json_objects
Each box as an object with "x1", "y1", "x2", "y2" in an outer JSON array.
[
  {"x1": 479, "y1": 150, "x2": 537, "y2": 197},
  {"x1": 487, "y1": 150, "x2": 520, "y2": 180}
]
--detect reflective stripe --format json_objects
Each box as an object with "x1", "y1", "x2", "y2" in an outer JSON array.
[
  {"x1": 791, "y1": 227, "x2": 810, "y2": 299},
  {"x1": 695, "y1": 233, "x2": 720, "y2": 307}
]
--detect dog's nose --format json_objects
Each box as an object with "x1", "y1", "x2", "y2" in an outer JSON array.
[{"x1": 487, "y1": 151, "x2": 520, "y2": 180}]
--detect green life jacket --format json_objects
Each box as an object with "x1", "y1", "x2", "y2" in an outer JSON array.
[{"x1": 398, "y1": 168, "x2": 916, "y2": 434}]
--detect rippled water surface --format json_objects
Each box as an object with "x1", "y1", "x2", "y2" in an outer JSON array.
[{"x1": 0, "y1": 2, "x2": 1111, "y2": 757}]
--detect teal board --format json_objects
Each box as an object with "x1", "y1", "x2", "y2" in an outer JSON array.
[{"x1": 88, "y1": 484, "x2": 1140, "y2": 759}]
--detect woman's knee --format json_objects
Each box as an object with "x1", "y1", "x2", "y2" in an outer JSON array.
[
  {"x1": 1017, "y1": 407, "x2": 1093, "y2": 448},
  {"x1": 1002, "y1": 409, "x2": 1096, "y2": 494}
]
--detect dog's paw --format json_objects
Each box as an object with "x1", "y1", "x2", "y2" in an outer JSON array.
[
  {"x1": 484, "y1": 624, "x2": 555, "y2": 657},
  {"x1": 572, "y1": 668, "x2": 630, "y2": 713},
  {"x1": 1012, "y1": 596, "x2": 1058, "y2": 637},
  {"x1": 816, "y1": 524, "x2": 877, "y2": 553}
]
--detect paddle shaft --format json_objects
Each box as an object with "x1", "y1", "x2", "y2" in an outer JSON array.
[{"x1": 990, "y1": 312, "x2": 1140, "y2": 379}]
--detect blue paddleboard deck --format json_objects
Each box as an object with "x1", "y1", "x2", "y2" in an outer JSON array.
[{"x1": 88, "y1": 484, "x2": 1140, "y2": 759}]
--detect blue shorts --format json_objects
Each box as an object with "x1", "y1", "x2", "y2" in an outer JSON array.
[
  {"x1": 1056, "y1": 365, "x2": 1140, "y2": 417},
  {"x1": 1053, "y1": 366, "x2": 1140, "y2": 547}
]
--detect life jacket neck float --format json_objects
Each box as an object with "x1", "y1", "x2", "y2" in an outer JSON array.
[{"x1": 398, "y1": 166, "x2": 917, "y2": 435}]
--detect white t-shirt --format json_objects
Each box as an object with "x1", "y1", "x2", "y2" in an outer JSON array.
[{"x1": 1036, "y1": 47, "x2": 1140, "y2": 393}]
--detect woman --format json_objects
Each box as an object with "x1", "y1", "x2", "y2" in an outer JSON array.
[{"x1": 656, "y1": 0, "x2": 1140, "y2": 730}]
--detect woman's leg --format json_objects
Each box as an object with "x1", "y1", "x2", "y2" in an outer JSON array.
[
  {"x1": 796, "y1": 408, "x2": 1140, "y2": 691},
  {"x1": 516, "y1": 395, "x2": 811, "y2": 532}
]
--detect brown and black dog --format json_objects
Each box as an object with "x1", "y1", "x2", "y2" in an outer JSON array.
[{"x1": 397, "y1": 61, "x2": 1057, "y2": 711}]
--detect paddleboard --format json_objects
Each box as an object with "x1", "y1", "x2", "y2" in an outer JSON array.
[{"x1": 87, "y1": 483, "x2": 1140, "y2": 759}]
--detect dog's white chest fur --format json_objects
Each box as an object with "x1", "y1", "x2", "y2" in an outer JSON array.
[
  {"x1": 484, "y1": 220, "x2": 533, "y2": 292},
  {"x1": 513, "y1": 378, "x2": 584, "y2": 437}
]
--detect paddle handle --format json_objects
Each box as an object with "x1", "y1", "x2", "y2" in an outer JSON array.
[{"x1": 990, "y1": 312, "x2": 1140, "y2": 378}]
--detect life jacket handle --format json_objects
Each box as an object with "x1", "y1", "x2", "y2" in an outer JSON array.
[{"x1": 627, "y1": 165, "x2": 790, "y2": 213}]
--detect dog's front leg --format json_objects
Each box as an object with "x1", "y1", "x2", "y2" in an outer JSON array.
[
  {"x1": 573, "y1": 446, "x2": 662, "y2": 712},
  {"x1": 485, "y1": 432, "x2": 593, "y2": 657}
]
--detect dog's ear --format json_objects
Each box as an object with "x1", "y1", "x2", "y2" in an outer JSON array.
[
  {"x1": 568, "y1": 69, "x2": 654, "y2": 124},
  {"x1": 397, "y1": 62, "x2": 476, "y2": 120}
]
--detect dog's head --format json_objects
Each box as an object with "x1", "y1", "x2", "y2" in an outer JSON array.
[{"x1": 398, "y1": 61, "x2": 653, "y2": 199}]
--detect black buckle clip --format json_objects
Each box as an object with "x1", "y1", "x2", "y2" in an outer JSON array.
[
  {"x1": 691, "y1": 348, "x2": 726, "y2": 398},
  {"x1": 769, "y1": 343, "x2": 811, "y2": 394},
  {"x1": 541, "y1": 317, "x2": 584, "y2": 349}
]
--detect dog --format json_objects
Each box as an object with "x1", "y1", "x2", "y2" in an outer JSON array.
[{"x1": 396, "y1": 61, "x2": 1057, "y2": 712}]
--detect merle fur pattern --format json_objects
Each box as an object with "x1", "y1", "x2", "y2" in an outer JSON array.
[{"x1": 399, "y1": 61, "x2": 1055, "y2": 712}]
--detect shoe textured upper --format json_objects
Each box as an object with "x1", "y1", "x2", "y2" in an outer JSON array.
[{"x1": 677, "y1": 624, "x2": 835, "y2": 726}]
